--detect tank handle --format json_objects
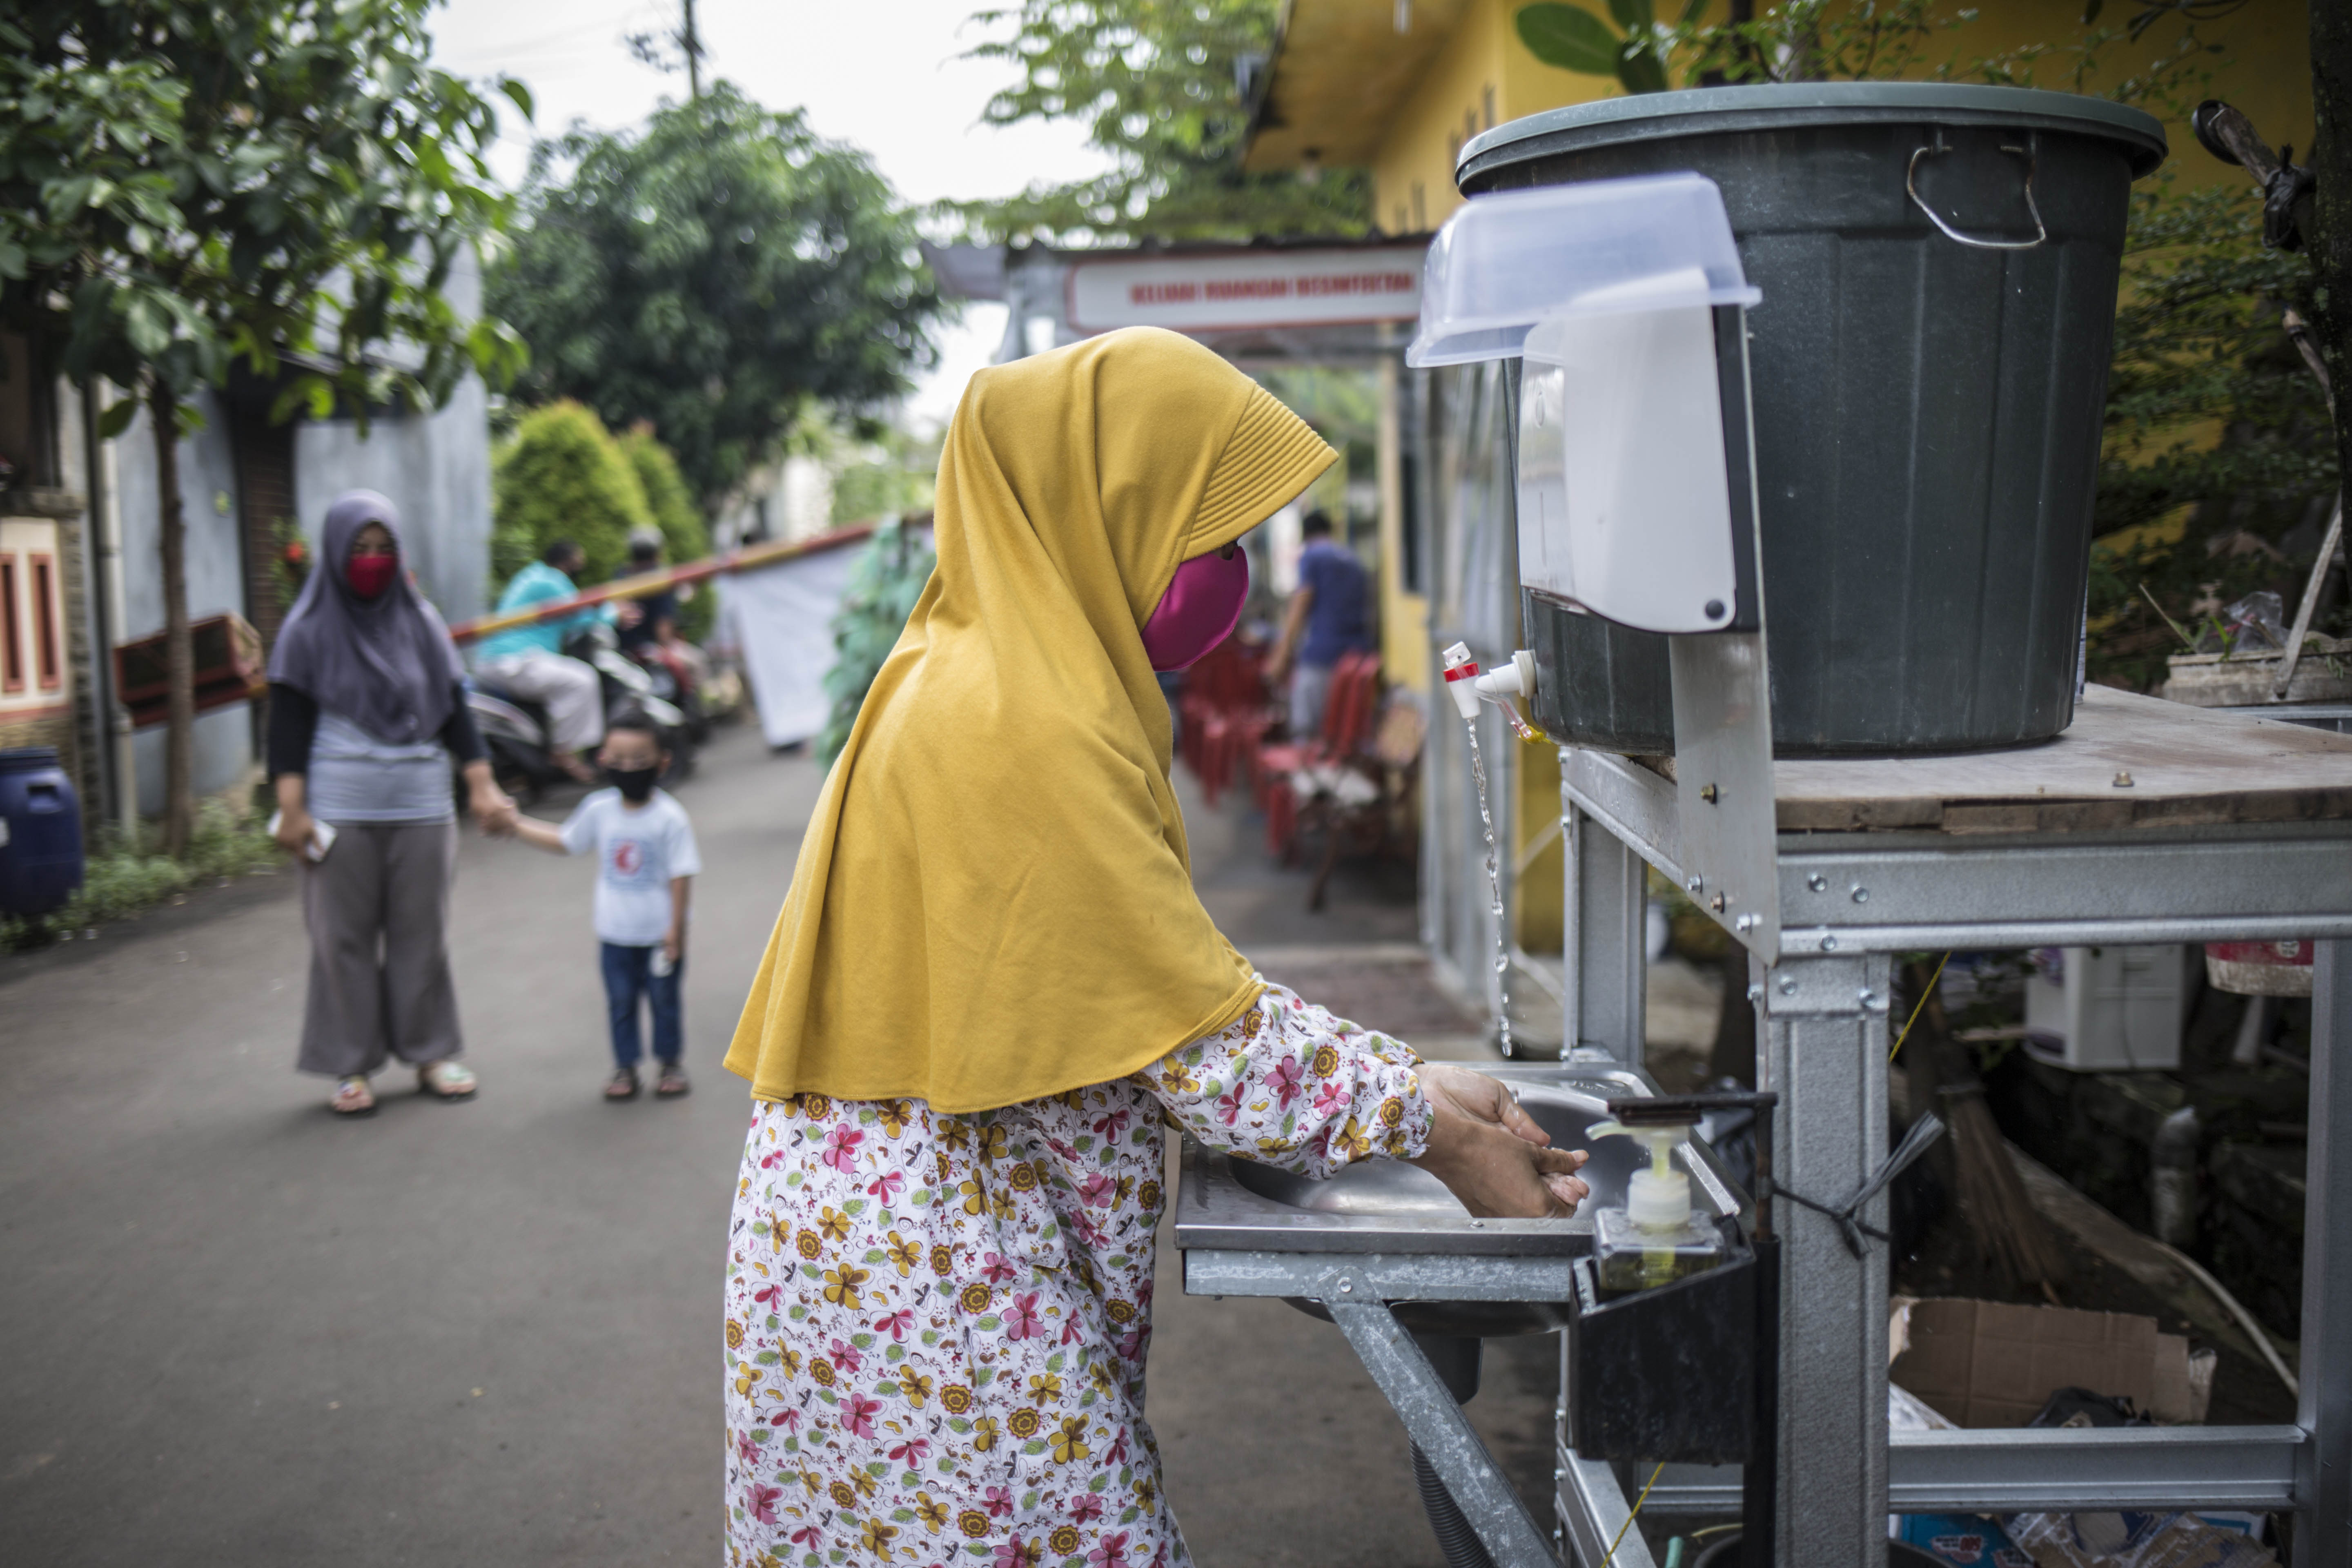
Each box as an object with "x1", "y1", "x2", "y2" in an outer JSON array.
[{"x1": 1905, "y1": 129, "x2": 2047, "y2": 251}]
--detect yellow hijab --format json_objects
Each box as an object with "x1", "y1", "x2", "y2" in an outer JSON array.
[{"x1": 725, "y1": 327, "x2": 1337, "y2": 1112}]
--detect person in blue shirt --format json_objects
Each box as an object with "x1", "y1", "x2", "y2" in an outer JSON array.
[
  {"x1": 1267, "y1": 510, "x2": 1373, "y2": 738},
  {"x1": 474, "y1": 538, "x2": 607, "y2": 781}
]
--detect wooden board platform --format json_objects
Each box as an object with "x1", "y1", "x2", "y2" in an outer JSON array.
[{"x1": 1765, "y1": 686, "x2": 2352, "y2": 834}]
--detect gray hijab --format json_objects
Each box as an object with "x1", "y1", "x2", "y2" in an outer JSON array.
[{"x1": 267, "y1": 490, "x2": 461, "y2": 745}]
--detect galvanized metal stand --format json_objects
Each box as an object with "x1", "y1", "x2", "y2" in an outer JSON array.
[
  {"x1": 1555, "y1": 705, "x2": 2352, "y2": 1566},
  {"x1": 1183, "y1": 1245, "x2": 1573, "y2": 1567}
]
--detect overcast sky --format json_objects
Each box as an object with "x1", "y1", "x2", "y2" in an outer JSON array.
[{"x1": 429, "y1": 0, "x2": 1111, "y2": 428}]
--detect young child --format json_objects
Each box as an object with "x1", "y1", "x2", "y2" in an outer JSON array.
[{"x1": 507, "y1": 709, "x2": 701, "y2": 1100}]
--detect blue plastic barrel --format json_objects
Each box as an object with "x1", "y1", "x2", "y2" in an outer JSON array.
[{"x1": 0, "y1": 747, "x2": 85, "y2": 918}]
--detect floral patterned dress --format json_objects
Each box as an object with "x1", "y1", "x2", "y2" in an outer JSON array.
[{"x1": 722, "y1": 982, "x2": 1432, "y2": 1568}]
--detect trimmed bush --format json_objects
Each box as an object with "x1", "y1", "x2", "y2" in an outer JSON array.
[
  {"x1": 617, "y1": 425, "x2": 716, "y2": 641},
  {"x1": 0, "y1": 801, "x2": 280, "y2": 952},
  {"x1": 490, "y1": 401, "x2": 651, "y2": 588}
]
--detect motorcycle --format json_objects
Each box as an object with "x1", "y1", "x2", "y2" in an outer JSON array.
[
  {"x1": 624, "y1": 636, "x2": 713, "y2": 746},
  {"x1": 468, "y1": 622, "x2": 694, "y2": 800}
]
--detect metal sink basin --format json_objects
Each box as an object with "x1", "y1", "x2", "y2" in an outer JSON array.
[{"x1": 1175, "y1": 1062, "x2": 1747, "y2": 1337}]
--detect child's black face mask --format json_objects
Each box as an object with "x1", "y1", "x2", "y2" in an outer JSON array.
[{"x1": 605, "y1": 764, "x2": 659, "y2": 802}]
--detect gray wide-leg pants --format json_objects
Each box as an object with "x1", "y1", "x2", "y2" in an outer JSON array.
[{"x1": 297, "y1": 820, "x2": 463, "y2": 1078}]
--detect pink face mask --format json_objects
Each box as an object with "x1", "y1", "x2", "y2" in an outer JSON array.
[{"x1": 1141, "y1": 544, "x2": 1249, "y2": 672}]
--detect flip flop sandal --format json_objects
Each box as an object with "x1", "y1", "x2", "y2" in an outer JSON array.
[
  {"x1": 605, "y1": 1068, "x2": 641, "y2": 1101},
  {"x1": 418, "y1": 1059, "x2": 479, "y2": 1100},
  {"x1": 654, "y1": 1067, "x2": 690, "y2": 1098},
  {"x1": 330, "y1": 1076, "x2": 377, "y2": 1116}
]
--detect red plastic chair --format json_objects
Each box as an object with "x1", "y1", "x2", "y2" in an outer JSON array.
[
  {"x1": 1174, "y1": 637, "x2": 1276, "y2": 806},
  {"x1": 1258, "y1": 651, "x2": 1380, "y2": 858}
]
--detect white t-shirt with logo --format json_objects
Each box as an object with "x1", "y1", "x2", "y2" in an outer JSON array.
[{"x1": 559, "y1": 787, "x2": 702, "y2": 946}]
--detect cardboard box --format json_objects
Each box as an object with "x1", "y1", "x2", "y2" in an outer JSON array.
[{"x1": 1892, "y1": 1298, "x2": 2198, "y2": 1428}]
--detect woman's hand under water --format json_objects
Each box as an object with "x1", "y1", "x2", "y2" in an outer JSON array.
[{"x1": 1408, "y1": 1063, "x2": 1591, "y2": 1219}]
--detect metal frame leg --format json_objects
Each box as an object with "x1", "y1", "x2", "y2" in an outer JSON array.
[
  {"x1": 1327, "y1": 1301, "x2": 1564, "y2": 1567},
  {"x1": 1762, "y1": 951, "x2": 1892, "y2": 1563},
  {"x1": 1563, "y1": 783, "x2": 1647, "y2": 1066},
  {"x1": 2299, "y1": 938, "x2": 2352, "y2": 1565},
  {"x1": 1557, "y1": 1449, "x2": 1657, "y2": 1568}
]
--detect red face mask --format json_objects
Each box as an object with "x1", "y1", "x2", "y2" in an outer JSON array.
[{"x1": 346, "y1": 553, "x2": 399, "y2": 600}]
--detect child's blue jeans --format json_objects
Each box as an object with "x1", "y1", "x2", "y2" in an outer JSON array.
[{"x1": 599, "y1": 942, "x2": 684, "y2": 1068}]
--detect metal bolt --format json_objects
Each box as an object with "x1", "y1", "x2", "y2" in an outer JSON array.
[
  {"x1": 1685, "y1": 874, "x2": 1703, "y2": 893},
  {"x1": 1704, "y1": 599, "x2": 1726, "y2": 619},
  {"x1": 1709, "y1": 893, "x2": 1727, "y2": 913},
  {"x1": 1778, "y1": 977, "x2": 1798, "y2": 997},
  {"x1": 1746, "y1": 982, "x2": 1765, "y2": 1003},
  {"x1": 1470, "y1": 1218, "x2": 1486, "y2": 1228},
  {"x1": 1699, "y1": 782, "x2": 1720, "y2": 804},
  {"x1": 1851, "y1": 886, "x2": 1869, "y2": 904},
  {"x1": 1858, "y1": 988, "x2": 1881, "y2": 1009},
  {"x1": 1336, "y1": 1278, "x2": 1353, "y2": 1295},
  {"x1": 1822, "y1": 934, "x2": 1839, "y2": 951},
  {"x1": 2113, "y1": 771, "x2": 2135, "y2": 788},
  {"x1": 1806, "y1": 873, "x2": 1828, "y2": 892},
  {"x1": 1735, "y1": 913, "x2": 1758, "y2": 933}
]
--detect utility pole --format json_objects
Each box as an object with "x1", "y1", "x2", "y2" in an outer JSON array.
[{"x1": 684, "y1": 0, "x2": 702, "y2": 98}]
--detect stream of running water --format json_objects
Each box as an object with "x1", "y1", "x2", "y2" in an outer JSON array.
[{"x1": 1463, "y1": 716, "x2": 1514, "y2": 1058}]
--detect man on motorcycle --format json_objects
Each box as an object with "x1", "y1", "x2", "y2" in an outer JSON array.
[
  {"x1": 615, "y1": 528, "x2": 710, "y2": 703},
  {"x1": 474, "y1": 539, "x2": 608, "y2": 782}
]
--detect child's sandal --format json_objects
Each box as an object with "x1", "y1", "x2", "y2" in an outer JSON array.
[
  {"x1": 330, "y1": 1076, "x2": 376, "y2": 1116},
  {"x1": 605, "y1": 1067, "x2": 641, "y2": 1101}
]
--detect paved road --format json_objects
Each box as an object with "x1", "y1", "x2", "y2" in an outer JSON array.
[{"x1": 0, "y1": 723, "x2": 1555, "y2": 1566}]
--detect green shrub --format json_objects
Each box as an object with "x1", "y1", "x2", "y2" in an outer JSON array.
[
  {"x1": 816, "y1": 518, "x2": 935, "y2": 766},
  {"x1": 0, "y1": 800, "x2": 281, "y2": 953},
  {"x1": 617, "y1": 425, "x2": 717, "y2": 641},
  {"x1": 490, "y1": 401, "x2": 652, "y2": 589}
]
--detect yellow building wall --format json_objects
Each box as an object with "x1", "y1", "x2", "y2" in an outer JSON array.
[
  {"x1": 1372, "y1": 0, "x2": 2311, "y2": 232},
  {"x1": 1373, "y1": 356, "x2": 1430, "y2": 692}
]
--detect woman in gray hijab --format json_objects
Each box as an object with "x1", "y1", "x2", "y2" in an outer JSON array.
[{"x1": 267, "y1": 491, "x2": 517, "y2": 1116}]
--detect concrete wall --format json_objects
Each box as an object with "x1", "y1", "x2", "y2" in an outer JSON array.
[
  {"x1": 100, "y1": 249, "x2": 497, "y2": 814},
  {"x1": 293, "y1": 372, "x2": 494, "y2": 625},
  {"x1": 291, "y1": 248, "x2": 495, "y2": 623},
  {"x1": 111, "y1": 388, "x2": 257, "y2": 812}
]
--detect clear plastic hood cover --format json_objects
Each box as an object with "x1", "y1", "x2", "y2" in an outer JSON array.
[{"x1": 1405, "y1": 172, "x2": 1759, "y2": 367}]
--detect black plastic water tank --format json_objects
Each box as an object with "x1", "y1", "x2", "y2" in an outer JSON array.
[{"x1": 1459, "y1": 84, "x2": 2166, "y2": 754}]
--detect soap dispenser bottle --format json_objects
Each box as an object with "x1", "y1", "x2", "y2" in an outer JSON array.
[{"x1": 1584, "y1": 1117, "x2": 1725, "y2": 1294}]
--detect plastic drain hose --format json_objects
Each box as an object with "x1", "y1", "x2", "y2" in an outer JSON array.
[{"x1": 1412, "y1": 1442, "x2": 1497, "y2": 1568}]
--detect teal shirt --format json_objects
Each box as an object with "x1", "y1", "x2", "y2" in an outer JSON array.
[{"x1": 476, "y1": 562, "x2": 604, "y2": 662}]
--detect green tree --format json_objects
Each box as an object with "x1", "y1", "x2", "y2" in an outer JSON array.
[
  {"x1": 617, "y1": 423, "x2": 716, "y2": 639},
  {"x1": 811, "y1": 417, "x2": 939, "y2": 527},
  {"x1": 2087, "y1": 183, "x2": 2336, "y2": 689},
  {"x1": 491, "y1": 401, "x2": 651, "y2": 589},
  {"x1": 2310, "y1": 0, "x2": 2352, "y2": 560},
  {"x1": 1512, "y1": 0, "x2": 2207, "y2": 95},
  {"x1": 618, "y1": 425, "x2": 711, "y2": 563},
  {"x1": 0, "y1": 0, "x2": 524, "y2": 853},
  {"x1": 816, "y1": 518, "x2": 936, "y2": 766},
  {"x1": 957, "y1": 0, "x2": 1372, "y2": 243},
  {"x1": 488, "y1": 85, "x2": 944, "y2": 510}
]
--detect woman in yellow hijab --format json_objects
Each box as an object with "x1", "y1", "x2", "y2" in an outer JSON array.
[{"x1": 720, "y1": 328, "x2": 1586, "y2": 1567}]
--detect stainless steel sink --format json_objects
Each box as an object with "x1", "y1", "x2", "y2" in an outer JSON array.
[{"x1": 1175, "y1": 1062, "x2": 1748, "y2": 1337}]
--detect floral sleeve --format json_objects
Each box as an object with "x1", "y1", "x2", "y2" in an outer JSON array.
[{"x1": 1134, "y1": 981, "x2": 1433, "y2": 1176}]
